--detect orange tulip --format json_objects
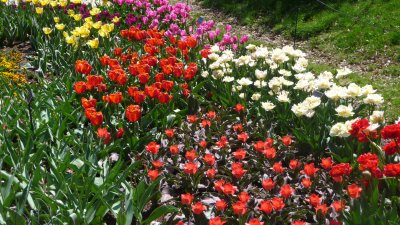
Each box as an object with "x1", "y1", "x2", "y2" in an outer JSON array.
[
  {"x1": 74, "y1": 81, "x2": 87, "y2": 94},
  {"x1": 109, "y1": 92, "x2": 123, "y2": 104},
  {"x1": 75, "y1": 60, "x2": 92, "y2": 75},
  {"x1": 88, "y1": 111, "x2": 103, "y2": 126}
]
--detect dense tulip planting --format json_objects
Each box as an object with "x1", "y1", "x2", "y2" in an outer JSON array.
[
  {"x1": 200, "y1": 44, "x2": 385, "y2": 154},
  {"x1": 138, "y1": 108, "x2": 400, "y2": 224},
  {"x1": 0, "y1": 0, "x2": 399, "y2": 224},
  {"x1": 73, "y1": 25, "x2": 205, "y2": 146}
]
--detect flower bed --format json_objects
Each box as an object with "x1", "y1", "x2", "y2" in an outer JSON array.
[
  {"x1": 0, "y1": 0, "x2": 399, "y2": 224},
  {"x1": 0, "y1": 51, "x2": 27, "y2": 85},
  {"x1": 137, "y1": 107, "x2": 400, "y2": 224}
]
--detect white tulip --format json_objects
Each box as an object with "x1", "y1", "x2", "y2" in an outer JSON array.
[
  {"x1": 201, "y1": 71, "x2": 209, "y2": 78},
  {"x1": 347, "y1": 83, "x2": 362, "y2": 97},
  {"x1": 330, "y1": 122, "x2": 350, "y2": 137},
  {"x1": 336, "y1": 67, "x2": 352, "y2": 79},
  {"x1": 363, "y1": 94, "x2": 384, "y2": 105},
  {"x1": 251, "y1": 93, "x2": 261, "y2": 101},
  {"x1": 277, "y1": 91, "x2": 290, "y2": 103},
  {"x1": 237, "y1": 78, "x2": 253, "y2": 86},
  {"x1": 335, "y1": 105, "x2": 354, "y2": 118},
  {"x1": 369, "y1": 111, "x2": 384, "y2": 123},
  {"x1": 255, "y1": 69, "x2": 268, "y2": 80},
  {"x1": 261, "y1": 101, "x2": 276, "y2": 111},
  {"x1": 222, "y1": 76, "x2": 234, "y2": 83}
]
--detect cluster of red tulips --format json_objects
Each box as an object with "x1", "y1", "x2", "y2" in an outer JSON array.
[
  {"x1": 139, "y1": 107, "x2": 382, "y2": 224},
  {"x1": 349, "y1": 118, "x2": 400, "y2": 178}
]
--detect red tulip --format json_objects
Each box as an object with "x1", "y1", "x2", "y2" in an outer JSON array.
[
  {"x1": 74, "y1": 81, "x2": 87, "y2": 94},
  {"x1": 125, "y1": 105, "x2": 141, "y2": 122},
  {"x1": 147, "y1": 170, "x2": 159, "y2": 181},
  {"x1": 145, "y1": 142, "x2": 160, "y2": 154},
  {"x1": 347, "y1": 184, "x2": 362, "y2": 199},
  {"x1": 191, "y1": 202, "x2": 206, "y2": 215},
  {"x1": 75, "y1": 60, "x2": 92, "y2": 75},
  {"x1": 181, "y1": 193, "x2": 194, "y2": 205}
]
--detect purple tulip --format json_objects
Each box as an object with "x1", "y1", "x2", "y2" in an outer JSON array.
[
  {"x1": 208, "y1": 31, "x2": 217, "y2": 40},
  {"x1": 240, "y1": 35, "x2": 249, "y2": 44},
  {"x1": 226, "y1": 24, "x2": 232, "y2": 33},
  {"x1": 215, "y1": 28, "x2": 221, "y2": 36},
  {"x1": 232, "y1": 43, "x2": 238, "y2": 50}
]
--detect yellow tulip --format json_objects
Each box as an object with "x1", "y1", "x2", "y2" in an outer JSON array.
[
  {"x1": 55, "y1": 23, "x2": 65, "y2": 30},
  {"x1": 83, "y1": 21, "x2": 93, "y2": 29},
  {"x1": 78, "y1": 27, "x2": 90, "y2": 38},
  {"x1": 35, "y1": 7, "x2": 44, "y2": 15},
  {"x1": 67, "y1": 10, "x2": 74, "y2": 16},
  {"x1": 63, "y1": 32, "x2": 76, "y2": 45},
  {"x1": 53, "y1": 17, "x2": 60, "y2": 23},
  {"x1": 98, "y1": 29, "x2": 108, "y2": 38},
  {"x1": 32, "y1": 0, "x2": 39, "y2": 4},
  {"x1": 50, "y1": 1, "x2": 57, "y2": 7},
  {"x1": 84, "y1": 17, "x2": 93, "y2": 23},
  {"x1": 1, "y1": 0, "x2": 7, "y2": 3},
  {"x1": 42, "y1": 27, "x2": 52, "y2": 35},
  {"x1": 102, "y1": 23, "x2": 114, "y2": 32},
  {"x1": 59, "y1": 0, "x2": 67, "y2": 7},
  {"x1": 112, "y1": 16, "x2": 120, "y2": 23},
  {"x1": 71, "y1": 27, "x2": 80, "y2": 37},
  {"x1": 65, "y1": 35, "x2": 77, "y2": 45},
  {"x1": 90, "y1": 8, "x2": 101, "y2": 16},
  {"x1": 87, "y1": 38, "x2": 99, "y2": 49},
  {"x1": 98, "y1": 24, "x2": 114, "y2": 38},
  {"x1": 39, "y1": 0, "x2": 49, "y2": 6},
  {"x1": 73, "y1": 14, "x2": 82, "y2": 21},
  {"x1": 92, "y1": 21, "x2": 102, "y2": 29},
  {"x1": 70, "y1": 0, "x2": 81, "y2": 4}
]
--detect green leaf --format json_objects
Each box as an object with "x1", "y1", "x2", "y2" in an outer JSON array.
[
  {"x1": 124, "y1": 192, "x2": 134, "y2": 225},
  {"x1": 1, "y1": 174, "x2": 14, "y2": 207},
  {"x1": 142, "y1": 205, "x2": 179, "y2": 224},
  {"x1": 6, "y1": 208, "x2": 26, "y2": 225},
  {"x1": 16, "y1": 180, "x2": 31, "y2": 215},
  {"x1": 137, "y1": 178, "x2": 161, "y2": 211},
  {"x1": 133, "y1": 181, "x2": 146, "y2": 205}
]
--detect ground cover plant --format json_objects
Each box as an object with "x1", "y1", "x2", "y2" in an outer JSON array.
[
  {"x1": 0, "y1": 0, "x2": 399, "y2": 224},
  {"x1": 0, "y1": 51, "x2": 27, "y2": 85}
]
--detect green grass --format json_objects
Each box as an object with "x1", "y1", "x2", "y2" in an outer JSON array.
[{"x1": 201, "y1": 0, "x2": 400, "y2": 63}]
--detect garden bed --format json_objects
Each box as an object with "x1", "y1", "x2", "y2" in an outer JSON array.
[{"x1": 0, "y1": 1, "x2": 399, "y2": 224}]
